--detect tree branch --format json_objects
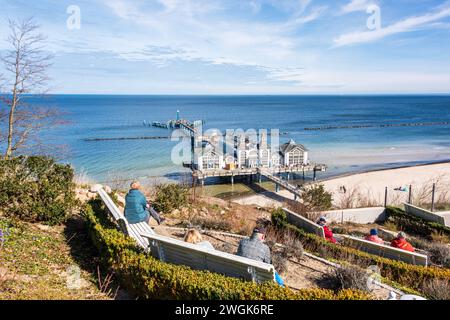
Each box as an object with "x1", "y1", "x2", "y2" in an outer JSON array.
[{"x1": 1, "y1": 17, "x2": 61, "y2": 159}]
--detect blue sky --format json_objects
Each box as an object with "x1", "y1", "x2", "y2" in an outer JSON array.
[{"x1": 1, "y1": 0, "x2": 450, "y2": 94}]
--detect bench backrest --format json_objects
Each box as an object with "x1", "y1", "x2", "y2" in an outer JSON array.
[
  {"x1": 404, "y1": 203, "x2": 446, "y2": 226},
  {"x1": 320, "y1": 207, "x2": 386, "y2": 224},
  {"x1": 342, "y1": 235, "x2": 428, "y2": 266},
  {"x1": 282, "y1": 208, "x2": 325, "y2": 238},
  {"x1": 98, "y1": 188, "x2": 123, "y2": 221},
  {"x1": 97, "y1": 188, "x2": 154, "y2": 249},
  {"x1": 141, "y1": 232, "x2": 276, "y2": 283}
]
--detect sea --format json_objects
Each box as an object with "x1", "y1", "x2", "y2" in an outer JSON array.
[{"x1": 23, "y1": 95, "x2": 450, "y2": 185}]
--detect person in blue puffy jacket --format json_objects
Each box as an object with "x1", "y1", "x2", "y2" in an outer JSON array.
[{"x1": 124, "y1": 181, "x2": 164, "y2": 225}]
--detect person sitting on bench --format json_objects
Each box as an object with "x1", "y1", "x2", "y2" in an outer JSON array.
[
  {"x1": 124, "y1": 181, "x2": 164, "y2": 225},
  {"x1": 390, "y1": 232, "x2": 415, "y2": 252},
  {"x1": 364, "y1": 229, "x2": 384, "y2": 244},
  {"x1": 184, "y1": 229, "x2": 214, "y2": 250},
  {"x1": 236, "y1": 226, "x2": 285, "y2": 287},
  {"x1": 317, "y1": 217, "x2": 337, "y2": 244}
]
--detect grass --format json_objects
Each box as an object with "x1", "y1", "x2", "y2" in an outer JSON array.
[
  {"x1": 200, "y1": 181, "x2": 277, "y2": 200},
  {"x1": 0, "y1": 216, "x2": 125, "y2": 300}
]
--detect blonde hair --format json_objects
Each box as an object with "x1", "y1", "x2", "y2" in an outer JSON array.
[{"x1": 184, "y1": 229, "x2": 203, "y2": 244}]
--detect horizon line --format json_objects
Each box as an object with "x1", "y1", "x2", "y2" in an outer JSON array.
[{"x1": 3, "y1": 92, "x2": 450, "y2": 96}]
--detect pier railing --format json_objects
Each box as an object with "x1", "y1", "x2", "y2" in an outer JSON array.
[{"x1": 191, "y1": 163, "x2": 326, "y2": 200}]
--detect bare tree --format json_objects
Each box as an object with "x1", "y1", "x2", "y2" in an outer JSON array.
[
  {"x1": 1, "y1": 18, "x2": 63, "y2": 159},
  {"x1": 0, "y1": 74, "x2": 6, "y2": 144}
]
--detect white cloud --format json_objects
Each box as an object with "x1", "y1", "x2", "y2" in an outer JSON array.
[
  {"x1": 156, "y1": 0, "x2": 223, "y2": 15},
  {"x1": 248, "y1": 1, "x2": 262, "y2": 14},
  {"x1": 262, "y1": 0, "x2": 312, "y2": 15},
  {"x1": 98, "y1": 0, "x2": 326, "y2": 81},
  {"x1": 341, "y1": 0, "x2": 374, "y2": 14},
  {"x1": 334, "y1": 6, "x2": 450, "y2": 46},
  {"x1": 6, "y1": 0, "x2": 446, "y2": 94},
  {"x1": 287, "y1": 5, "x2": 328, "y2": 26},
  {"x1": 285, "y1": 69, "x2": 450, "y2": 93},
  {"x1": 296, "y1": 0, "x2": 313, "y2": 15},
  {"x1": 104, "y1": 0, "x2": 139, "y2": 20}
]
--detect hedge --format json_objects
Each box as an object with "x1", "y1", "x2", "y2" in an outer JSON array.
[
  {"x1": 272, "y1": 209, "x2": 450, "y2": 294},
  {"x1": 83, "y1": 201, "x2": 372, "y2": 300},
  {"x1": 153, "y1": 183, "x2": 190, "y2": 213},
  {"x1": 385, "y1": 206, "x2": 450, "y2": 240},
  {"x1": 0, "y1": 156, "x2": 77, "y2": 225}
]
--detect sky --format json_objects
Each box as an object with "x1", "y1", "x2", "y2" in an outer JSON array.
[{"x1": 0, "y1": 0, "x2": 450, "y2": 94}]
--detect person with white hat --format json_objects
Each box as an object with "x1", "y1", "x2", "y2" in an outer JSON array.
[{"x1": 317, "y1": 216, "x2": 337, "y2": 244}]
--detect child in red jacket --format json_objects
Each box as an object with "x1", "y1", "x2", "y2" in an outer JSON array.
[
  {"x1": 317, "y1": 217, "x2": 337, "y2": 244},
  {"x1": 365, "y1": 229, "x2": 384, "y2": 244}
]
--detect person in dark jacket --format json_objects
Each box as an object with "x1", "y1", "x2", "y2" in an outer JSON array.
[
  {"x1": 237, "y1": 226, "x2": 271, "y2": 263},
  {"x1": 124, "y1": 181, "x2": 164, "y2": 225},
  {"x1": 317, "y1": 217, "x2": 337, "y2": 244},
  {"x1": 236, "y1": 227, "x2": 284, "y2": 287}
]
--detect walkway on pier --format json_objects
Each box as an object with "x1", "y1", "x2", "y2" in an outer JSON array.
[
  {"x1": 179, "y1": 122, "x2": 197, "y2": 136},
  {"x1": 258, "y1": 169, "x2": 303, "y2": 199}
]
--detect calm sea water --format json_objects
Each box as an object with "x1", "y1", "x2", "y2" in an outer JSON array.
[{"x1": 28, "y1": 95, "x2": 450, "y2": 183}]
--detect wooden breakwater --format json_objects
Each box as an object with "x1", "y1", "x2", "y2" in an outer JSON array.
[
  {"x1": 84, "y1": 132, "x2": 288, "y2": 142},
  {"x1": 84, "y1": 136, "x2": 170, "y2": 142},
  {"x1": 304, "y1": 121, "x2": 450, "y2": 131}
]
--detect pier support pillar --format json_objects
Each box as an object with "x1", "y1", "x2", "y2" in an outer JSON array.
[
  {"x1": 287, "y1": 173, "x2": 290, "y2": 181},
  {"x1": 231, "y1": 175, "x2": 234, "y2": 186},
  {"x1": 275, "y1": 184, "x2": 280, "y2": 193},
  {"x1": 258, "y1": 174, "x2": 262, "y2": 184},
  {"x1": 303, "y1": 170, "x2": 305, "y2": 181},
  {"x1": 313, "y1": 169, "x2": 317, "y2": 181}
]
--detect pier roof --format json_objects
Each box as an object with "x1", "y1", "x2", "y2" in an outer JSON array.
[{"x1": 280, "y1": 139, "x2": 308, "y2": 154}]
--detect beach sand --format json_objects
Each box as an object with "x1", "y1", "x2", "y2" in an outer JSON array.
[{"x1": 234, "y1": 163, "x2": 450, "y2": 210}]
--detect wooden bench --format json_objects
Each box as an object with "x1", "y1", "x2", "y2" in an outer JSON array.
[
  {"x1": 282, "y1": 208, "x2": 325, "y2": 238},
  {"x1": 96, "y1": 188, "x2": 155, "y2": 249},
  {"x1": 141, "y1": 232, "x2": 276, "y2": 283},
  {"x1": 341, "y1": 235, "x2": 428, "y2": 266}
]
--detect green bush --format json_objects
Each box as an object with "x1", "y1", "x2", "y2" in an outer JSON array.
[
  {"x1": 301, "y1": 184, "x2": 333, "y2": 211},
  {"x1": 153, "y1": 183, "x2": 189, "y2": 213},
  {"x1": 271, "y1": 208, "x2": 450, "y2": 296},
  {"x1": 385, "y1": 206, "x2": 450, "y2": 240},
  {"x1": 0, "y1": 156, "x2": 77, "y2": 225},
  {"x1": 83, "y1": 201, "x2": 371, "y2": 300}
]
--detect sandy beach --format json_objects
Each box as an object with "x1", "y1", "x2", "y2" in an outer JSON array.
[{"x1": 234, "y1": 162, "x2": 450, "y2": 210}]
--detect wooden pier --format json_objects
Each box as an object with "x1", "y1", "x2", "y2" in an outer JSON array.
[
  {"x1": 150, "y1": 116, "x2": 201, "y2": 137},
  {"x1": 190, "y1": 163, "x2": 326, "y2": 200},
  {"x1": 191, "y1": 164, "x2": 326, "y2": 179},
  {"x1": 259, "y1": 169, "x2": 303, "y2": 199}
]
